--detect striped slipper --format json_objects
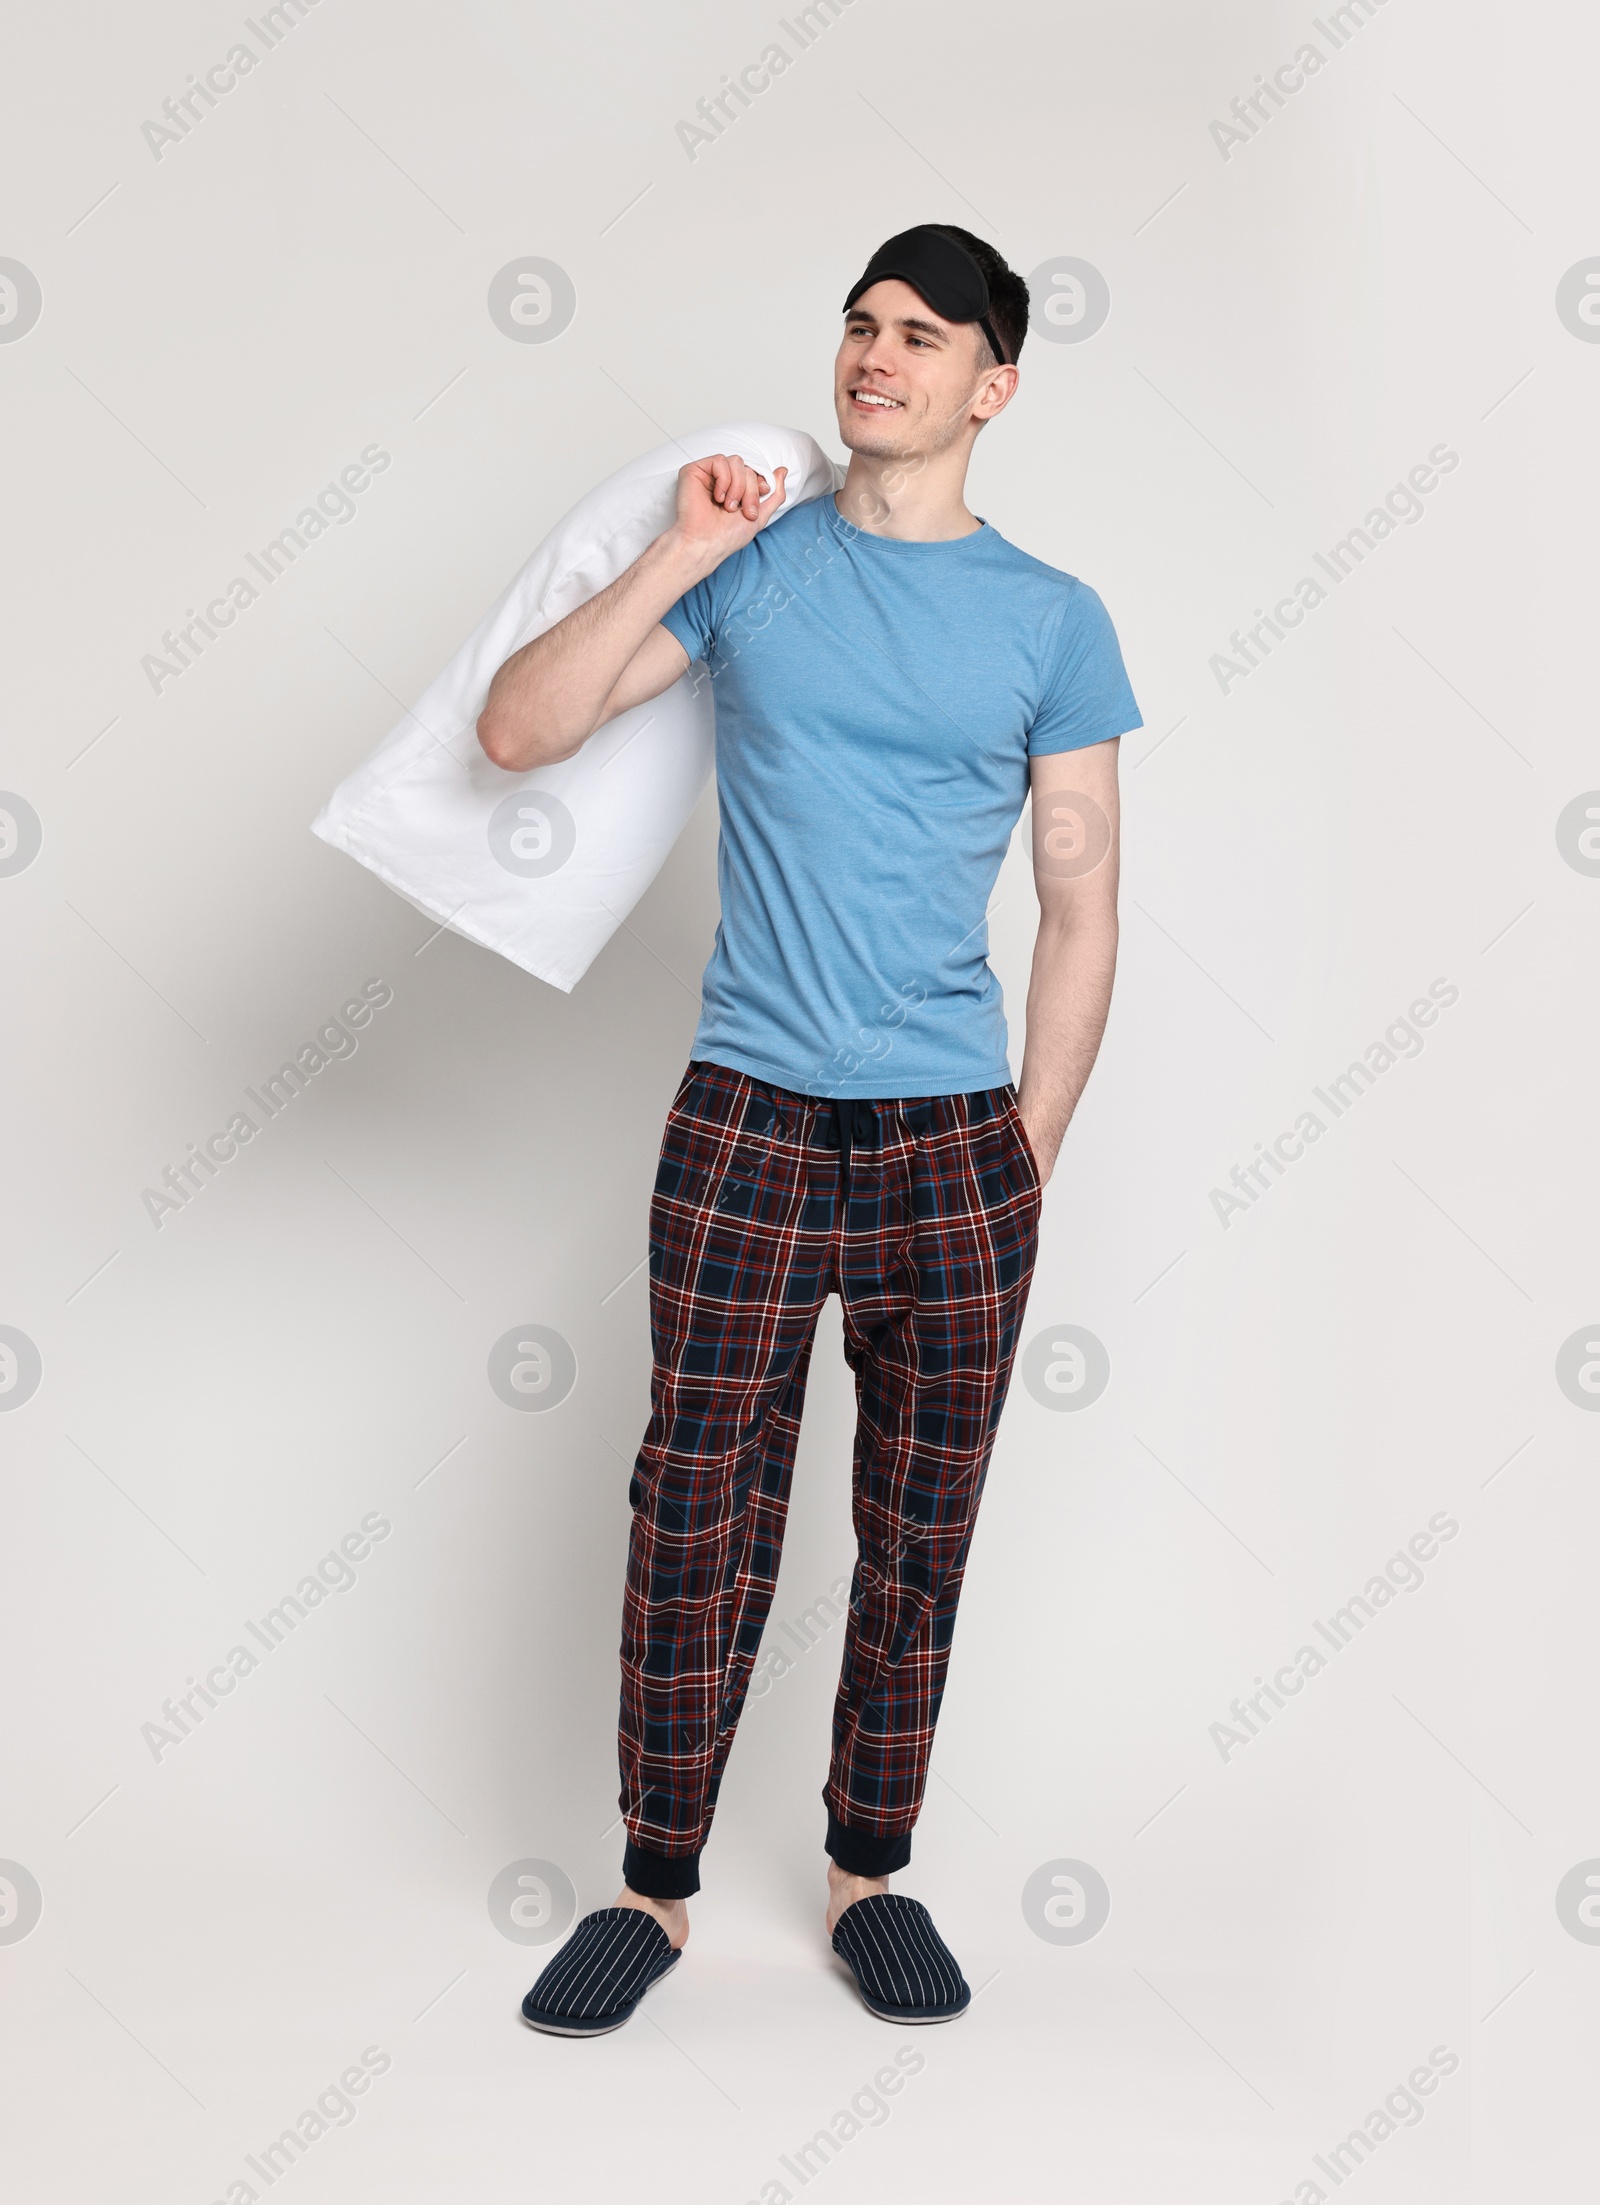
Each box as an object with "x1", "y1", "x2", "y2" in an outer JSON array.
[
  {"x1": 831, "y1": 1893, "x2": 971, "y2": 2024},
  {"x1": 520, "y1": 1908, "x2": 682, "y2": 2037}
]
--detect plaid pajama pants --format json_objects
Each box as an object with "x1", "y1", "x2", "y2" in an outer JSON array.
[{"x1": 618, "y1": 1058, "x2": 1042, "y2": 1899}]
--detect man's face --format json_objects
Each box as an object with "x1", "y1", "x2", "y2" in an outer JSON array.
[{"x1": 832, "y1": 278, "x2": 1007, "y2": 458}]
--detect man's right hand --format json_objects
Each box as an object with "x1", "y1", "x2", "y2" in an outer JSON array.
[{"x1": 668, "y1": 454, "x2": 789, "y2": 569}]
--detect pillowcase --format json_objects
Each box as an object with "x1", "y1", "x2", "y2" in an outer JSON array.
[{"x1": 311, "y1": 423, "x2": 841, "y2": 992}]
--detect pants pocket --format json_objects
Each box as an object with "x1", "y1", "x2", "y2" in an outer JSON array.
[{"x1": 1002, "y1": 1089, "x2": 1042, "y2": 1194}]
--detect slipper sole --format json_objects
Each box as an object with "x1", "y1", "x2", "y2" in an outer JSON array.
[
  {"x1": 857, "y1": 1990, "x2": 971, "y2": 2024},
  {"x1": 521, "y1": 2008, "x2": 633, "y2": 2038}
]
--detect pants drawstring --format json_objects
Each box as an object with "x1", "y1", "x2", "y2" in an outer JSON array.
[{"x1": 833, "y1": 1097, "x2": 877, "y2": 1169}]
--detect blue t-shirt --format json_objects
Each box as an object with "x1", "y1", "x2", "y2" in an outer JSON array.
[{"x1": 659, "y1": 493, "x2": 1141, "y2": 1098}]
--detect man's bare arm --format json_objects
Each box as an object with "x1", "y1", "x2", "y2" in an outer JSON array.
[
  {"x1": 476, "y1": 454, "x2": 788, "y2": 772},
  {"x1": 1014, "y1": 738, "x2": 1122, "y2": 1185}
]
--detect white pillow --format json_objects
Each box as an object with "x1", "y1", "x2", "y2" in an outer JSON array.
[{"x1": 311, "y1": 424, "x2": 841, "y2": 992}]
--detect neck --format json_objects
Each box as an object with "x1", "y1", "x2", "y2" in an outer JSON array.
[{"x1": 834, "y1": 441, "x2": 981, "y2": 541}]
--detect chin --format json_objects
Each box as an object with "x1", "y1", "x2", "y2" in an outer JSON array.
[{"x1": 835, "y1": 401, "x2": 910, "y2": 458}]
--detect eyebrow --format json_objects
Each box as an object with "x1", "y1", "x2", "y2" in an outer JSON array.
[{"x1": 844, "y1": 311, "x2": 950, "y2": 341}]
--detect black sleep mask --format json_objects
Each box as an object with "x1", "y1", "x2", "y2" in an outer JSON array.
[{"x1": 842, "y1": 225, "x2": 1010, "y2": 366}]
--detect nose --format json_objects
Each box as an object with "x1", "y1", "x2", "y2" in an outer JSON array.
[{"x1": 853, "y1": 328, "x2": 899, "y2": 381}]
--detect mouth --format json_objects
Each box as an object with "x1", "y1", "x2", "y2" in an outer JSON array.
[{"x1": 847, "y1": 387, "x2": 905, "y2": 414}]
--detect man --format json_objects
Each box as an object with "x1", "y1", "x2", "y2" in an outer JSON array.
[{"x1": 479, "y1": 225, "x2": 1141, "y2": 2034}]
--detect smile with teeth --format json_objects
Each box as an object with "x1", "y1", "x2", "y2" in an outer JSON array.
[{"x1": 851, "y1": 389, "x2": 903, "y2": 409}]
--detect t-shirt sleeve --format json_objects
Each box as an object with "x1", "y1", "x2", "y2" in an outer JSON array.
[
  {"x1": 1026, "y1": 581, "x2": 1143, "y2": 755},
  {"x1": 659, "y1": 548, "x2": 750, "y2": 669}
]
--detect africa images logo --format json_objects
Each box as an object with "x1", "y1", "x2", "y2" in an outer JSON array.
[{"x1": 0, "y1": 258, "x2": 43, "y2": 343}]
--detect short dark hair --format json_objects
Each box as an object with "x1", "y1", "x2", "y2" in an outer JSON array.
[{"x1": 927, "y1": 224, "x2": 1029, "y2": 367}]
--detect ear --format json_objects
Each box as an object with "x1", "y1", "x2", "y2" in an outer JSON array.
[{"x1": 972, "y1": 361, "x2": 1020, "y2": 422}]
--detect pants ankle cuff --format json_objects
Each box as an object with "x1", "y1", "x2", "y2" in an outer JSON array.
[
  {"x1": 622, "y1": 1837, "x2": 702, "y2": 1900},
  {"x1": 826, "y1": 1807, "x2": 913, "y2": 1878}
]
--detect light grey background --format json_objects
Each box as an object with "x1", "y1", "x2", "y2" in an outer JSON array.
[{"x1": 2, "y1": 1, "x2": 1596, "y2": 2198}]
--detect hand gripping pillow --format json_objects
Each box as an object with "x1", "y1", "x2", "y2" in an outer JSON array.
[{"x1": 311, "y1": 423, "x2": 841, "y2": 992}]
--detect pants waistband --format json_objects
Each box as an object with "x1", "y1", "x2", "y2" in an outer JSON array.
[{"x1": 686, "y1": 1061, "x2": 1014, "y2": 1168}]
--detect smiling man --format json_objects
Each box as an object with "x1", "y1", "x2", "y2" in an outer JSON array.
[{"x1": 479, "y1": 223, "x2": 1141, "y2": 2036}]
